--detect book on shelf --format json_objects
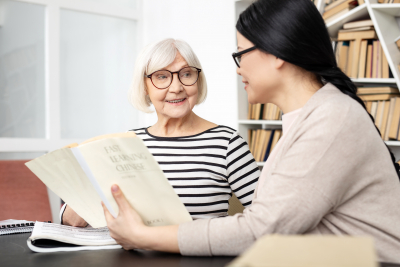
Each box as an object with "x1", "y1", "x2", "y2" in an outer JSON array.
[
  {"x1": 25, "y1": 132, "x2": 192, "y2": 228},
  {"x1": 335, "y1": 33, "x2": 391, "y2": 79},
  {"x1": 343, "y1": 19, "x2": 374, "y2": 29},
  {"x1": 247, "y1": 103, "x2": 282, "y2": 120},
  {"x1": 248, "y1": 129, "x2": 282, "y2": 162},
  {"x1": 388, "y1": 97, "x2": 400, "y2": 140},
  {"x1": 378, "y1": 0, "x2": 400, "y2": 3},
  {"x1": 359, "y1": 94, "x2": 398, "y2": 101},
  {"x1": 339, "y1": 26, "x2": 374, "y2": 33},
  {"x1": 358, "y1": 87, "x2": 398, "y2": 94},
  {"x1": 359, "y1": 89, "x2": 400, "y2": 141},
  {"x1": 27, "y1": 222, "x2": 121, "y2": 253},
  {"x1": 323, "y1": 0, "x2": 361, "y2": 24}
]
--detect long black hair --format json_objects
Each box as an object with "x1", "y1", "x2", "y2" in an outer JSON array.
[{"x1": 236, "y1": 0, "x2": 400, "y2": 179}]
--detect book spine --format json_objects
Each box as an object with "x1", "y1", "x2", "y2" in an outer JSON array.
[{"x1": 71, "y1": 147, "x2": 117, "y2": 218}]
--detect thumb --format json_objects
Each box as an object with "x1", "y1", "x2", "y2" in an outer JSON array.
[
  {"x1": 102, "y1": 201, "x2": 114, "y2": 223},
  {"x1": 111, "y1": 184, "x2": 131, "y2": 213}
]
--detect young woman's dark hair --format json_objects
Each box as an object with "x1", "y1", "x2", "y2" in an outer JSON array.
[{"x1": 236, "y1": 0, "x2": 400, "y2": 179}]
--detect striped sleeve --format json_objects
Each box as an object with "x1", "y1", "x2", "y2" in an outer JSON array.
[{"x1": 226, "y1": 132, "x2": 260, "y2": 207}]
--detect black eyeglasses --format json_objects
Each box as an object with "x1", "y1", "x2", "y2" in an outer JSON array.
[
  {"x1": 232, "y1": 46, "x2": 256, "y2": 68},
  {"x1": 145, "y1": 66, "x2": 201, "y2": 89}
]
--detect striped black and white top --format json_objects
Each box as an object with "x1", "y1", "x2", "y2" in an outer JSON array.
[{"x1": 130, "y1": 125, "x2": 260, "y2": 220}]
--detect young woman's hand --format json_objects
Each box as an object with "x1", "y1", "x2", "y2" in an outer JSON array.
[
  {"x1": 103, "y1": 184, "x2": 180, "y2": 253},
  {"x1": 62, "y1": 205, "x2": 88, "y2": 227},
  {"x1": 102, "y1": 184, "x2": 149, "y2": 250}
]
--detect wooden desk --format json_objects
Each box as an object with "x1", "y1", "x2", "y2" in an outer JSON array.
[{"x1": 1, "y1": 233, "x2": 399, "y2": 267}]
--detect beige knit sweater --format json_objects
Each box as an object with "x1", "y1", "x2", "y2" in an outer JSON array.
[{"x1": 178, "y1": 83, "x2": 400, "y2": 263}]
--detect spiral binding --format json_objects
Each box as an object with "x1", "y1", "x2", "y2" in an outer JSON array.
[{"x1": 0, "y1": 221, "x2": 51, "y2": 236}]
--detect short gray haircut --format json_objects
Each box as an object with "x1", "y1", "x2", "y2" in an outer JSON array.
[{"x1": 129, "y1": 38, "x2": 207, "y2": 113}]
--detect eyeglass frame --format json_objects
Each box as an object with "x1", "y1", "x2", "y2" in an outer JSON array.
[
  {"x1": 232, "y1": 46, "x2": 256, "y2": 68},
  {"x1": 145, "y1": 66, "x2": 202, "y2": 89}
]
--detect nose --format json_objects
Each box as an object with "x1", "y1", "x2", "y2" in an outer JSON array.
[
  {"x1": 168, "y1": 73, "x2": 184, "y2": 93},
  {"x1": 236, "y1": 67, "x2": 242, "y2": 76}
]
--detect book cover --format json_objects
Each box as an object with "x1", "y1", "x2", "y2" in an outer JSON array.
[
  {"x1": 338, "y1": 41, "x2": 350, "y2": 73},
  {"x1": 375, "y1": 101, "x2": 385, "y2": 129},
  {"x1": 351, "y1": 39, "x2": 362, "y2": 78},
  {"x1": 325, "y1": 0, "x2": 349, "y2": 12},
  {"x1": 372, "y1": 40, "x2": 379, "y2": 78},
  {"x1": 388, "y1": 97, "x2": 400, "y2": 140},
  {"x1": 339, "y1": 26, "x2": 374, "y2": 33},
  {"x1": 384, "y1": 98, "x2": 396, "y2": 141},
  {"x1": 366, "y1": 43, "x2": 373, "y2": 78},
  {"x1": 270, "y1": 130, "x2": 282, "y2": 153},
  {"x1": 382, "y1": 46, "x2": 389, "y2": 79},
  {"x1": 263, "y1": 132, "x2": 276, "y2": 162},
  {"x1": 380, "y1": 101, "x2": 390, "y2": 138},
  {"x1": 325, "y1": 8, "x2": 353, "y2": 24},
  {"x1": 358, "y1": 40, "x2": 368, "y2": 78},
  {"x1": 25, "y1": 133, "x2": 192, "y2": 228},
  {"x1": 260, "y1": 130, "x2": 273, "y2": 162},
  {"x1": 370, "y1": 101, "x2": 378, "y2": 119},
  {"x1": 343, "y1": 19, "x2": 373, "y2": 29},
  {"x1": 357, "y1": 87, "x2": 398, "y2": 95},
  {"x1": 366, "y1": 101, "x2": 372, "y2": 113},
  {"x1": 323, "y1": 0, "x2": 357, "y2": 20},
  {"x1": 346, "y1": 40, "x2": 355, "y2": 77},
  {"x1": 360, "y1": 94, "x2": 399, "y2": 101}
]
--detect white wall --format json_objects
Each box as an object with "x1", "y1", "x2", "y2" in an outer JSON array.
[{"x1": 139, "y1": 0, "x2": 239, "y2": 130}]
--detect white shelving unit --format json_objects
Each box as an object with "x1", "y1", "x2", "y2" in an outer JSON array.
[{"x1": 235, "y1": 0, "x2": 400, "y2": 165}]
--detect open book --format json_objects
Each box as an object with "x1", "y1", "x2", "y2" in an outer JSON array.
[
  {"x1": 26, "y1": 132, "x2": 192, "y2": 228},
  {"x1": 27, "y1": 222, "x2": 121, "y2": 252}
]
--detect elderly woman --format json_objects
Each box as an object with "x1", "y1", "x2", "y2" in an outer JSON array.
[{"x1": 61, "y1": 39, "x2": 260, "y2": 225}]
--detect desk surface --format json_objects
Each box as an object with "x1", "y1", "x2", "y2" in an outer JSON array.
[
  {"x1": 1, "y1": 233, "x2": 399, "y2": 267},
  {"x1": 0, "y1": 233, "x2": 234, "y2": 267}
]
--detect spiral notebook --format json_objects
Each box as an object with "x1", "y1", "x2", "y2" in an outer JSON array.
[{"x1": 0, "y1": 219, "x2": 50, "y2": 236}]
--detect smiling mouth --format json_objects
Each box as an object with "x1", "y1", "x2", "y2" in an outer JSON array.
[{"x1": 166, "y1": 98, "x2": 186, "y2": 103}]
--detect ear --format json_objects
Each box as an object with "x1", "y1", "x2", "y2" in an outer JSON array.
[{"x1": 275, "y1": 57, "x2": 285, "y2": 69}]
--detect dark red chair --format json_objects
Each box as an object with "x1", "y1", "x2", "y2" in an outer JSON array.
[{"x1": 0, "y1": 160, "x2": 52, "y2": 221}]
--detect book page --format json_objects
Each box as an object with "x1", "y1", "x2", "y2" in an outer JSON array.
[
  {"x1": 77, "y1": 137, "x2": 192, "y2": 226},
  {"x1": 25, "y1": 148, "x2": 106, "y2": 227},
  {"x1": 29, "y1": 222, "x2": 117, "y2": 246}
]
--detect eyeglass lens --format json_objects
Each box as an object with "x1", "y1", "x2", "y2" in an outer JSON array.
[
  {"x1": 236, "y1": 56, "x2": 241, "y2": 66},
  {"x1": 151, "y1": 67, "x2": 199, "y2": 89}
]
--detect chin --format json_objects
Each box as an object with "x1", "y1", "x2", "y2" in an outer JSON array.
[
  {"x1": 247, "y1": 96, "x2": 258, "y2": 105},
  {"x1": 165, "y1": 110, "x2": 191, "y2": 119}
]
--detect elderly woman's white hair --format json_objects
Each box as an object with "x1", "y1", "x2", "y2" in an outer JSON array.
[{"x1": 129, "y1": 38, "x2": 207, "y2": 113}]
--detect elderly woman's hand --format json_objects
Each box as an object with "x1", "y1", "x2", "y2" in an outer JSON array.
[{"x1": 102, "y1": 184, "x2": 181, "y2": 253}]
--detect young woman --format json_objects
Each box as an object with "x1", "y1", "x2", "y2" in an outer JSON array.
[{"x1": 101, "y1": 0, "x2": 400, "y2": 263}]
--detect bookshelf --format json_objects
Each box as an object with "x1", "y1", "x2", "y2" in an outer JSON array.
[{"x1": 235, "y1": 0, "x2": 400, "y2": 165}]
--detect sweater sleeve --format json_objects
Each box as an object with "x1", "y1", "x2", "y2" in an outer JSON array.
[
  {"x1": 178, "y1": 98, "x2": 354, "y2": 256},
  {"x1": 226, "y1": 132, "x2": 260, "y2": 207}
]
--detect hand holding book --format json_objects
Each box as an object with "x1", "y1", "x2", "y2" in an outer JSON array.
[
  {"x1": 63, "y1": 205, "x2": 88, "y2": 227},
  {"x1": 102, "y1": 184, "x2": 180, "y2": 253}
]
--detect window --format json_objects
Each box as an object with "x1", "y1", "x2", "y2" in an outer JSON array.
[{"x1": 0, "y1": 0, "x2": 141, "y2": 222}]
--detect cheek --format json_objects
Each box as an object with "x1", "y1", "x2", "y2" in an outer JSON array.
[
  {"x1": 186, "y1": 86, "x2": 199, "y2": 105},
  {"x1": 146, "y1": 82, "x2": 166, "y2": 103}
]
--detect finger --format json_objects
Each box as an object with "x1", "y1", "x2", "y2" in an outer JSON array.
[
  {"x1": 102, "y1": 201, "x2": 114, "y2": 223},
  {"x1": 111, "y1": 184, "x2": 132, "y2": 212}
]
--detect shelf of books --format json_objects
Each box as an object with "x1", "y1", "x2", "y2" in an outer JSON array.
[
  {"x1": 236, "y1": 0, "x2": 400, "y2": 167},
  {"x1": 324, "y1": 0, "x2": 400, "y2": 156}
]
